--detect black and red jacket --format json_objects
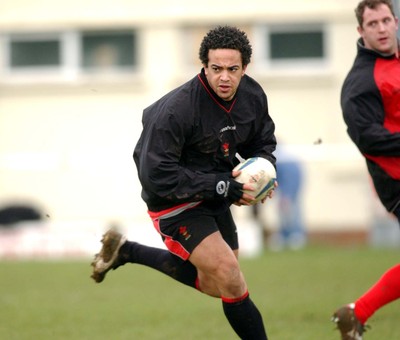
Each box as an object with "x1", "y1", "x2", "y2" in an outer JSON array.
[
  {"x1": 341, "y1": 38, "x2": 400, "y2": 212},
  {"x1": 133, "y1": 68, "x2": 276, "y2": 212}
]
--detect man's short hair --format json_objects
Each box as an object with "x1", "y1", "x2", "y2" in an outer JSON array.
[
  {"x1": 198, "y1": 25, "x2": 252, "y2": 67},
  {"x1": 355, "y1": 0, "x2": 396, "y2": 27}
]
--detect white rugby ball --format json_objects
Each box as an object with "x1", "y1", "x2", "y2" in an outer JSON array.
[{"x1": 233, "y1": 157, "x2": 276, "y2": 204}]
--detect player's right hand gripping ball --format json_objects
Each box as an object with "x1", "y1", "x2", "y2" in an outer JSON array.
[{"x1": 233, "y1": 157, "x2": 277, "y2": 204}]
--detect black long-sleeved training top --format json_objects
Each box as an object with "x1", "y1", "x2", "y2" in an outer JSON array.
[
  {"x1": 133, "y1": 68, "x2": 276, "y2": 212},
  {"x1": 341, "y1": 38, "x2": 400, "y2": 212}
]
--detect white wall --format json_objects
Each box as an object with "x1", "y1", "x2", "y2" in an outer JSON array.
[{"x1": 0, "y1": 0, "x2": 382, "y2": 234}]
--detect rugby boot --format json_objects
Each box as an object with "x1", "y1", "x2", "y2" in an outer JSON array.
[
  {"x1": 90, "y1": 228, "x2": 127, "y2": 283},
  {"x1": 332, "y1": 303, "x2": 368, "y2": 340}
]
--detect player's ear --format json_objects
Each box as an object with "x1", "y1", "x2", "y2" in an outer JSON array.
[{"x1": 242, "y1": 65, "x2": 247, "y2": 76}]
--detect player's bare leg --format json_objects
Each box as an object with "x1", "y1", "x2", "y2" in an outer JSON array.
[
  {"x1": 192, "y1": 248, "x2": 240, "y2": 297},
  {"x1": 189, "y1": 231, "x2": 267, "y2": 339},
  {"x1": 189, "y1": 232, "x2": 244, "y2": 297}
]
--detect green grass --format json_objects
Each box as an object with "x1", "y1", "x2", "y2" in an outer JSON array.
[{"x1": 0, "y1": 246, "x2": 399, "y2": 339}]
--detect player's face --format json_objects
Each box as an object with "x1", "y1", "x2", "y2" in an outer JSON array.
[
  {"x1": 203, "y1": 49, "x2": 247, "y2": 101},
  {"x1": 358, "y1": 4, "x2": 399, "y2": 55}
]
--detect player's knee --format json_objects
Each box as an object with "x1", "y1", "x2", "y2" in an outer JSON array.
[
  {"x1": 198, "y1": 261, "x2": 246, "y2": 297},
  {"x1": 216, "y1": 259, "x2": 245, "y2": 292}
]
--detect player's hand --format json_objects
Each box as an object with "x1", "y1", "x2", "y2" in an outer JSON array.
[
  {"x1": 260, "y1": 180, "x2": 278, "y2": 203},
  {"x1": 214, "y1": 172, "x2": 245, "y2": 203},
  {"x1": 233, "y1": 183, "x2": 256, "y2": 206},
  {"x1": 231, "y1": 170, "x2": 257, "y2": 206}
]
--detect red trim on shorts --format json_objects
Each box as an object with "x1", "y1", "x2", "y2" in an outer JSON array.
[
  {"x1": 149, "y1": 208, "x2": 191, "y2": 261},
  {"x1": 221, "y1": 290, "x2": 249, "y2": 303},
  {"x1": 148, "y1": 202, "x2": 201, "y2": 219},
  {"x1": 164, "y1": 236, "x2": 190, "y2": 260},
  {"x1": 195, "y1": 277, "x2": 201, "y2": 291}
]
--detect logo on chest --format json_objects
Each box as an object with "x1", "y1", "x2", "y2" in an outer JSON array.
[
  {"x1": 219, "y1": 125, "x2": 236, "y2": 158},
  {"x1": 222, "y1": 142, "x2": 230, "y2": 157}
]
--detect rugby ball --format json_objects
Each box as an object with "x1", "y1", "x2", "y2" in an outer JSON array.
[{"x1": 233, "y1": 157, "x2": 276, "y2": 204}]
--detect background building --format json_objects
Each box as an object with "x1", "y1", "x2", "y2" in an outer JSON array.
[{"x1": 0, "y1": 0, "x2": 397, "y2": 256}]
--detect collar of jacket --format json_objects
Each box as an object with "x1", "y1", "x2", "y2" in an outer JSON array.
[{"x1": 357, "y1": 37, "x2": 399, "y2": 59}]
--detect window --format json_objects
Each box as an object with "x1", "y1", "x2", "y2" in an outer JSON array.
[
  {"x1": 7, "y1": 33, "x2": 63, "y2": 70},
  {"x1": 2, "y1": 29, "x2": 139, "y2": 81},
  {"x1": 11, "y1": 40, "x2": 61, "y2": 67},
  {"x1": 81, "y1": 31, "x2": 137, "y2": 71},
  {"x1": 254, "y1": 23, "x2": 329, "y2": 72},
  {"x1": 269, "y1": 30, "x2": 324, "y2": 60}
]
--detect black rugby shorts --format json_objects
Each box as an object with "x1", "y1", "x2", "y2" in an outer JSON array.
[{"x1": 149, "y1": 206, "x2": 238, "y2": 260}]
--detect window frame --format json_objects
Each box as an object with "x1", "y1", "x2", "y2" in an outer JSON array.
[
  {"x1": 80, "y1": 30, "x2": 137, "y2": 73},
  {"x1": 253, "y1": 23, "x2": 331, "y2": 75},
  {"x1": 4, "y1": 32, "x2": 65, "y2": 74},
  {"x1": 0, "y1": 29, "x2": 140, "y2": 83}
]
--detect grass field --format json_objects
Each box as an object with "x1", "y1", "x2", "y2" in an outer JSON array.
[{"x1": 1, "y1": 245, "x2": 399, "y2": 339}]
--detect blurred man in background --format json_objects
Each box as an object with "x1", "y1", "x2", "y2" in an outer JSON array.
[{"x1": 269, "y1": 142, "x2": 306, "y2": 251}]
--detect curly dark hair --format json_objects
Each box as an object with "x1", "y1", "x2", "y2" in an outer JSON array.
[
  {"x1": 199, "y1": 25, "x2": 252, "y2": 67},
  {"x1": 355, "y1": 0, "x2": 395, "y2": 27}
]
